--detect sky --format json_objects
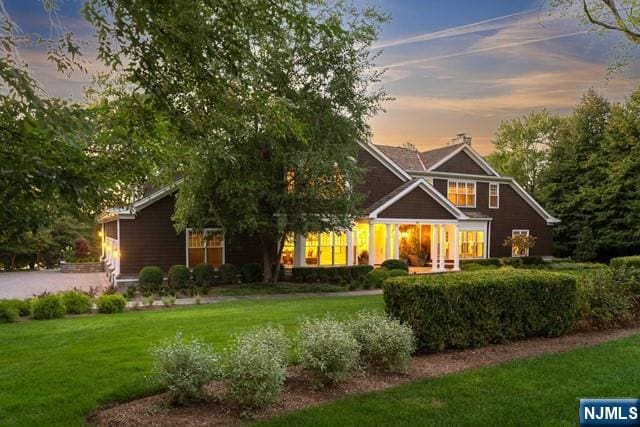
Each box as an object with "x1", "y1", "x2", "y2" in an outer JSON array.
[{"x1": 6, "y1": 0, "x2": 640, "y2": 154}]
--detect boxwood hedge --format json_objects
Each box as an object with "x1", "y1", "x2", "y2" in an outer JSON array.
[
  {"x1": 383, "y1": 270, "x2": 577, "y2": 353},
  {"x1": 610, "y1": 256, "x2": 640, "y2": 270},
  {"x1": 291, "y1": 265, "x2": 373, "y2": 284}
]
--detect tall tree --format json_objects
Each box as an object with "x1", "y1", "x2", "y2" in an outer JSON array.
[
  {"x1": 84, "y1": 0, "x2": 388, "y2": 281},
  {"x1": 540, "y1": 89, "x2": 612, "y2": 257},
  {"x1": 486, "y1": 110, "x2": 560, "y2": 198}
]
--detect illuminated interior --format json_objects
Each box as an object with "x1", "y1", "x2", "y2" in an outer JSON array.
[
  {"x1": 458, "y1": 230, "x2": 484, "y2": 259},
  {"x1": 355, "y1": 223, "x2": 369, "y2": 265},
  {"x1": 398, "y1": 224, "x2": 431, "y2": 266},
  {"x1": 281, "y1": 233, "x2": 295, "y2": 266},
  {"x1": 305, "y1": 232, "x2": 348, "y2": 266}
]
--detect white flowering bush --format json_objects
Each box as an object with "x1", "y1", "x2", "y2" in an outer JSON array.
[
  {"x1": 149, "y1": 332, "x2": 219, "y2": 405},
  {"x1": 223, "y1": 325, "x2": 289, "y2": 409},
  {"x1": 298, "y1": 317, "x2": 360, "y2": 384},
  {"x1": 348, "y1": 311, "x2": 415, "y2": 373}
]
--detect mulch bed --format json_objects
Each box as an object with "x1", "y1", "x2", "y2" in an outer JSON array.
[{"x1": 89, "y1": 324, "x2": 640, "y2": 427}]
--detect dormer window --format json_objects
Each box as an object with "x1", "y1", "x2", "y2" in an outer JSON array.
[{"x1": 447, "y1": 180, "x2": 476, "y2": 208}]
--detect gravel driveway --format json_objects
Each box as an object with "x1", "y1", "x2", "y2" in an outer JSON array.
[{"x1": 0, "y1": 270, "x2": 109, "y2": 299}]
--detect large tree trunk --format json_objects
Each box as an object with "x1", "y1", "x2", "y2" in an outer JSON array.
[{"x1": 260, "y1": 233, "x2": 288, "y2": 283}]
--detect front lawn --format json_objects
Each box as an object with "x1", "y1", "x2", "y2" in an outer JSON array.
[
  {"x1": 0, "y1": 295, "x2": 382, "y2": 426},
  {"x1": 259, "y1": 332, "x2": 640, "y2": 426}
]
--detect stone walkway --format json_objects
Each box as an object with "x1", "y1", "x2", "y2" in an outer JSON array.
[{"x1": 0, "y1": 270, "x2": 109, "y2": 299}]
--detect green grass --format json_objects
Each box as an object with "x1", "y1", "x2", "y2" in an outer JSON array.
[
  {"x1": 0, "y1": 295, "x2": 382, "y2": 427},
  {"x1": 258, "y1": 333, "x2": 640, "y2": 427}
]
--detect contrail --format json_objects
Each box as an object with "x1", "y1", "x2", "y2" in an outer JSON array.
[
  {"x1": 372, "y1": 9, "x2": 537, "y2": 50},
  {"x1": 383, "y1": 31, "x2": 588, "y2": 69}
]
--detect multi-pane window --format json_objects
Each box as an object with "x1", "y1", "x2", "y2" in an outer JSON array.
[
  {"x1": 305, "y1": 231, "x2": 348, "y2": 266},
  {"x1": 489, "y1": 183, "x2": 499, "y2": 208},
  {"x1": 187, "y1": 229, "x2": 224, "y2": 268},
  {"x1": 458, "y1": 231, "x2": 484, "y2": 259},
  {"x1": 448, "y1": 180, "x2": 476, "y2": 207}
]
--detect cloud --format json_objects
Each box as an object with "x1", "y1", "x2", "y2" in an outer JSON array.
[{"x1": 371, "y1": 9, "x2": 536, "y2": 50}]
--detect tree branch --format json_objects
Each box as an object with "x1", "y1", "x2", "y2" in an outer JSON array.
[{"x1": 583, "y1": 0, "x2": 640, "y2": 43}]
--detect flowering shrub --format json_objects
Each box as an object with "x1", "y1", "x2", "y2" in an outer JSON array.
[
  {"x1": 150, "y1": 333, "x2": 219, "y2": 405},
  {"x1": 223, "y1": 326, "x2": 288, "y2": 409},
  {"x1": 298, "y1": 317, "x2": 360, "y2": 384},
  {"x1": 347, "y1": 311, "x2": 415, "y2": 373}
]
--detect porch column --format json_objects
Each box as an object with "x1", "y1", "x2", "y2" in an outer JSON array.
[
  {"x1": 394, "y1": 224, "x2": 400, "y2": 259},
  {"x1": 430, "y1": 224, "x2": 437, "y2": 270},
  {"x1": 346, "y1": 229, "x2": 354, "y2": 266},
  {"x1": 294, "y1": 234, "x2": 306, "y2": 267},
  {"x1": 452, "y1": 225, "x2": 460, "y2": 271},
  {"x1": 368, "y1": 222, "x2": 375, "y2": 266},
  {"x1": 385, "y1": 223, "x2": 391, "y2": 261},
  {"x1": 439, "y1": 224, "x2": 446, "y2": 271}
]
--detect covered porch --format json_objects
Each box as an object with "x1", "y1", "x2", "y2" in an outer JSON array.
[{"x1": 353, "y1": 220, "x2": 459, "y2": 272}]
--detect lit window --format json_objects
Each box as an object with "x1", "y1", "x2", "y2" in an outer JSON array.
[
  {"x1": 489, "y1": 183, "x2": 499, "y2": 209},
  {"x1": 458, "y1": 231, "x2": 484, "y2": 259},
  {"x1": 305, "y1": 231, "x2": 348, "y2": 267},
  {"x1": 281, "y1": 233, "x2": 295, "y2": 266},
  {"x1": 187, "y1": 229, "x2": 224, "y2": 268},
  {"x1": 448, "y1": 180, "x2": 476, "y2": 207}
]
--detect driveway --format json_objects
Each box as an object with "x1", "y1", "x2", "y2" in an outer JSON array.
[{"x1": 0, "y1": 270, "x2": 109, "y2": 299}]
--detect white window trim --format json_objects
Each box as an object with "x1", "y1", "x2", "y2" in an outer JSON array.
[
  {"x1": 185, "y1": 228, "x2": 225, "y2": 268},
  {"x1": 511, "y1": 229, "x2": 530, "y2": 257},
  {"x1": 458, "y1": 229, "x2": 486, "y2": 260},
  {"x1": 489, "y1": 182, "x2": 500, "y2": 209},
  {"x1": 304, "y1": 231, "x2": 349, "y2": 267},
  {"x1": 447, "y1": 179, "x2": 476, "y2": 208}
]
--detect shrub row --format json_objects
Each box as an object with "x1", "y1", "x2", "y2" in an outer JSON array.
[
  {"x1": 140, "y1": 263, "x2": 275, "y2": 292},
  {"x1": 384, "y1": 270, "x2": 578, "y2": 352},
  {"x1": 1, "y1": 292, "x2": 127, "y2": 322},
  {"x1": 149, "y1": 311, "x2": 414, "y2": 409},
  {"x1": 576, "y1": 269, "x2": 636, "y2": 329},
  {"x1": 291, "y1": 265, "x2": 373, "y2": 284},
  {"x1": 610, "y1": 256, "x2": 640, "y2": 270},
  {"x1": 459, "y1": 258, "x2": 501, "y2": 267}
]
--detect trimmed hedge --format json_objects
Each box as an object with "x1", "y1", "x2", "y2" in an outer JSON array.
[
  {"x1": 380, "y1": 259, "x2": 408, "y2": 271},
  {"x1": 291, "y1": 265, "x2": 373, "y2": 284},
  {"x1": 240, "y1": 263, "x2": 263, "y2": 283},
  {"x1": 218, "y1": 264, "x2": 238, "y2": 284},
  {"x1": 0, "y1": 301, "x2": 19, "y2": 323},
  {"x1": 61, "y1": 291, "x2": 92, "y2": 314},
  {"x1": 384, "y1": 270, "x2": 577, "y2": 353},
  {"x1": 168, "y1": 265, "x2": 190, "y2": 289},
  {"x1": 365, "y1": 268, "x2": 390, "y2": 288},
  {"x1": 139, "y1": 266, "x2": 164, "y2": 291},
  {"x1": 31, "y1": 295, "x2": 66, "y2": 320},
  {"x1": 460, "y1": 258, "x2": 501, "y2": 267},
  {"x1": 193, "y1": 263, "x2": 216, "y2": 287},
  {"x1": 610, "y1": 256, "x2": 640, "y2": 270},
  {"x1": 96, "y1": 294, "x2": 127, "y2": 314}
]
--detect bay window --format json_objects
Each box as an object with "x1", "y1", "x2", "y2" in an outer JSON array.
[{"x1": 448, "y1": 180, "x2": 476, "y2": 207}]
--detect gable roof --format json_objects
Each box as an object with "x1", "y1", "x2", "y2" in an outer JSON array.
[
  {"x1": 366, "y1": 178, "x2": 467, "y2": 220},
  {"x1": 374, "y1": 142, "x2": 498, "y2": 176},
  {"x1": 98, "y1": 180, "x2": 182, "y2": 222}
]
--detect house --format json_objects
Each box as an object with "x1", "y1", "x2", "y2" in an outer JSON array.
[{"x1": 98, "y1": 135, "x2": 559, "y2": 285}]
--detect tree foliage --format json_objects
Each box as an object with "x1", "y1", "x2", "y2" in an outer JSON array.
[
  {"x1": 84, "y1": 0, "x2": 389, "y2": 280},
  {"x1": 486, "y1": 110, "x2": 561, "y2": 198}
]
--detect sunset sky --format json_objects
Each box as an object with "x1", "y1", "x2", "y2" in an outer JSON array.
[{"x1": 8, "y1": 0, "x2": 640, "y2": 154}]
